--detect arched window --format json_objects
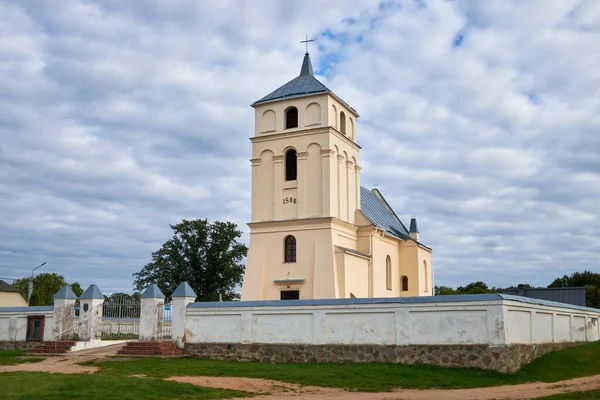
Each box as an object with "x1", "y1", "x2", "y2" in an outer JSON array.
[
  {"x1": 386, "y1": 256, "x2": 392, "y2": 290},
  {"x1": 284, "y1": 235, "x2": 296, "y2": 263},
  {"x1": 424, "y1": 261, "x2": 428, "y2": 292},
  {"x1": 401, "y1": 276, "x2": 409, "y2": 292},
  {"x1": 285, "y1": 107, "x2": 298, "y2": 129},
  {"x1": 340, "y1": 111, "x2": 346, "y2": 134},
  {"x1": 285, "y1": 149, "x2": 297, "y2": 181}
]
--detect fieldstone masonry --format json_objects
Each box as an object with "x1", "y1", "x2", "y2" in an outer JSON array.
[{"x1": 186, "y1": 342, "x2": 583, "y2": 374}]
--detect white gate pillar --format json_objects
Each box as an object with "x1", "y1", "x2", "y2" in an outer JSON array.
[
  {"x1": 171, "y1": 282, "x2": 196, "y2": 349},
  {"x1": 140, "y1": 284, "x2": 164, "y2": 341},
  {"x1": 78, "y1": 285, "x2": 104, "y2": 341},
  {"x1": 52, "y1": 285, "x2": 78, "y2": 341}
]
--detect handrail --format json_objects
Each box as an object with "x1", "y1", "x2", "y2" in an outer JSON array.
[{"x1": 53, "y1": 320, "x2": 79, "y2": 341}]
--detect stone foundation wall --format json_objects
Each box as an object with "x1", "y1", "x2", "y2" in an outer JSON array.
[
  {"x1": 186, "y1": 342, "x2": 584, "y2": 373},
  {"x1": 0, "y1": 341, "x2": 42, "y2": 351}
]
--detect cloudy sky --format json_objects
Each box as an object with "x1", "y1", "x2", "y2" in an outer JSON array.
[{"x1": 1, "y1": 0, "x2": 599, "y2": 295}]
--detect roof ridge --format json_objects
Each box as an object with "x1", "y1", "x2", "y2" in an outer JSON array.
[{"x1": 370, "y1": 188, "x2": 411, "y2": 235}]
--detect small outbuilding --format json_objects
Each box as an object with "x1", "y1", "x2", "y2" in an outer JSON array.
[
  {"x1": 0, "y1": 280, "x2": 28, "y2": 307},
  {"x1": 502, "y1": 284, "x2": 587, "y2": 307}
]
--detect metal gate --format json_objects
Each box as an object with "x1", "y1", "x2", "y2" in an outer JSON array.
[
  {"x1": 98, "y1": 296, "x2": 140, "y2": 340},
  {"x1": 158, "y1": 301, "x2": 172, "y2": 340}
]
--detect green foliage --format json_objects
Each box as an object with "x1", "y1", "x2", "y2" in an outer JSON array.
[
  {"x1": 2, "y1": 372, "x2": 250, "y2": 400},
  {"x1": 548, "y1": 270, "x2": 600, "y2": 308},
  {"x1": 88, "y1": 341, "x2": 600, "y2": 392},
  {"x1": 12, "y1": 273, "x2": 83, "y2": 306},
  {"x1": 103, "y1": 292, "x2": 141, "y2": 302},
  {"x1": 434, "y1": 281, "x2": 504, "y2": 296},
  {"x1": 133, "y1": 219, "x2": 248, "y2": 301},
  {"x1": 71, "y1": 282, "x2": 83, "y2": 297},
  {"x1": 537, "y1": 390, "x2": 600, "y2": 399}
]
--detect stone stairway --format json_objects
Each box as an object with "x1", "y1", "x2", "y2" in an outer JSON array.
[
  {"x1": 28, "y1": 341, "x2": 76, "y2": 354},
  {"x1": 117, "y1": 341, "x2": 185, "y2": 356}
]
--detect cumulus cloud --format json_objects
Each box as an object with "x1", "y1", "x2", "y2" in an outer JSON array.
[{"x1": 0, "y1": 0, "x2": 598, "y2": 293}]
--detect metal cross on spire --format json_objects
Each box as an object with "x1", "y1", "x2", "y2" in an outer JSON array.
[{"x1": 300, "y1": 34, "x2": 314, "y2": 54}]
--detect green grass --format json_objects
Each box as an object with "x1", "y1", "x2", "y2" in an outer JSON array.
[
  {"x1": 86, "y1": 341, "x2": 600, "y2": 392},
  {"x1": 0, "y1": 372, "x2": 250, "y2": 400},
  {"x1": 538, "y1": 390, "x2": 600, "y2": 399},
  {"x1": 0, "y1": 350, "x2": 44, "y2": 366}
]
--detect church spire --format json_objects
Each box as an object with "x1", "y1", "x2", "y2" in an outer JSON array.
[{"x1": 300, "y1": 52, "x2": 314, "y2": 77}]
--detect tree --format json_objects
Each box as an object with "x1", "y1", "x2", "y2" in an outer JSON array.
[
  {"x1": 13, "y1": 273, "x2": 83, "y2": 306},
  {"x1": 133, "y1": 219, "x2": 248, "y2": 301},
  {"x1": 548, "y1": 271, "x2": 600, "y2": 308},
  {"x1": 435, "y1": 281, "x2": 505, "y2": 296},
  {"x1": 434, "y1": 286, "x2": 457, "y2": 295}
]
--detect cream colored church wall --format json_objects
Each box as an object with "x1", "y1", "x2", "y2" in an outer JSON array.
[
  {"x1": 250, "y1": 130, "x2": 360, "y2": 224},
  {"x1": 334, "y1": 250, "x2": 369, "y2": 299},
  {"x1": 370, "y1": 233, "x2": 403, "y2": 298},
  {"x1": 252, "y1": 94, "x2": 361, "y2": 225},
  {"x1": 253, "y1": 94, "x2": 357, "y2": 139},
  {"x1": 254, "y1": 95, "x2": 329, "y2": 136},
  {"x1": 328, "y1": 97, "x2": 357, "y2": 141},
  {"x1": 242, "y1": 218, "x2": 372, "y2": 301},
  {"x1": 399, "y1": 241, "x2": 421, "y2": 297},
  {"x1": 418, "y1": 247, "x2": 433, "y2": 295},
  {"x1": 241, "y1": 220, "x2": 338, "y2": 301}
]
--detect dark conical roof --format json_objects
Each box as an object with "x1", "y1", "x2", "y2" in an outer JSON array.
[
  {"x1": 409, "y1": 217, "x2": 419, "y2": 234},
  {"x1": 300, "y1": 52, "x2": 314, "y2": 76},
  {"x1": 253, "y1": 52, "x2": 331, "y2": 105}
]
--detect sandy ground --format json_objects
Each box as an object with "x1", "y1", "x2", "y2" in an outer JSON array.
[
  {"x1": 2, "y1": 347, "x2": 600, "y2": 399},
  {"x1": 167, "y1": 374, "x2": 600, "y2": 400}
]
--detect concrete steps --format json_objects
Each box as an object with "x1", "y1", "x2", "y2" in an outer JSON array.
[
  {"x1": 28, "y1": 341, "x2": 76, "y2": 354},
  {"x1": 118, "y1": 341, "x2": 184, "y2": 356}
]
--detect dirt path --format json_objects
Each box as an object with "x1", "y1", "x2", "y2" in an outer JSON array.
[
  {"x1": 2, "y1": 350, "x2": 600, "y2": 399},
  {"x1": 0, "y1": 343, "x2": 124, "y2": 374},
  {"x1": 166, "y1": 374, "x2": 600, "y2": 399}
]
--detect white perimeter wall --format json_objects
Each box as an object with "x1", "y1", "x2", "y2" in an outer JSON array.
[
  {"x1": 505, "y1": 302, "x2": 600, "y2": 344},
  {"x1": 185, "y1": 300, "x2": 600, "y2": 346},
  {"x1": 0, "y1": 308, "x2": 54, "y2": 342}
]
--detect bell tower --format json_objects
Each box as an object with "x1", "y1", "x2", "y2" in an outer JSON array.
[
  {"x1": 248, "y1": 52, "x2": 360, "y2": 224},
  {"x1": 241, "y1": 49, "x2": 362, "y2": 301}
]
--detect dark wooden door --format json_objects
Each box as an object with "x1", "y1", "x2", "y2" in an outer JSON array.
[{"x1": 26, "y1": 316, "x2": 45, "y2": 341}]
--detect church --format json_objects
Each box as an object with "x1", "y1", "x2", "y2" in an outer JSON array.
[{"x1": 241, "y1": 50, "x2": 433, "y2": 301}]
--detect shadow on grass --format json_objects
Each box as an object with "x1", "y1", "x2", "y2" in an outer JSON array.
[{"x1": 0, "y1": 350, "x2": 44, "y2": 366}]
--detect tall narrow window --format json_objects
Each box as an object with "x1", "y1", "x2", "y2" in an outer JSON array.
[
  {"x1": 285, "y1": 107, "x2": 298, "y2": 129},
  {"x1": 340, "y1": 111, "x2": 346, "y2": 134},
  {"x1": 285, "y1": 149, "x2": 297, "y2": 181},
  {"x1": 284, "y1": 235, "x2": 296, "y2": 262},
  {"x1": 401, "y1": 276, "x2": 409, "y2": 292},
  {"x1": 424, "y1": 261, "x2": 428, "y2": 292},
  {"x1": 386, "y1": 256, "x2": 392, "y2": 290}
]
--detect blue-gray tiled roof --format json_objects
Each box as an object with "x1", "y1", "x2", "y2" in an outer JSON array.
[
  {"x1": 253, "y1": 53, "x2": 331, "y2": 105},
  {"x1": 142, "y1": 283, "x2": 165, "y2": 299},
  {"x1": 80, "y1": 284, "x2": 103, "y2": 299},
  {"x1": 53, "y1": 285, "x2": 78, "y2": 300},
  {"x1": 172, "y1": 282, "x2": 197, "y2": 298},
  {"x1": 360, "y1": 187, "x2": 411, "y2": 241}
]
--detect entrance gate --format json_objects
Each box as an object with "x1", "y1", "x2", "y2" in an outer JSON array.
[
  {"x1": 158, "y1": 301, "x2": 172, "y2": 340},
  {"x1": 97, "y1": 296, "x2": 140, "y2": 340}
]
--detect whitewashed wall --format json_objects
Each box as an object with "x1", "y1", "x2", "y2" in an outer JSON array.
[
  {"x1": 0, "y1": 307, "x2": 54, "y2": 341},
  {"x1": 505, "y1": 302, "x2": 600, "y2": 344},
  {"x1": 185, "y1": 297, "x2": 600, "y2": 346}
]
